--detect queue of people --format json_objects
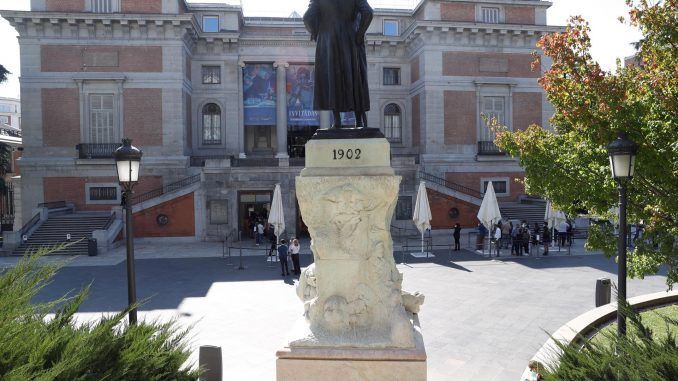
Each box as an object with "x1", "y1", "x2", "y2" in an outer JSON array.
[{"x1": 469, "y1": 219, "x2": 575, "y2": 256}]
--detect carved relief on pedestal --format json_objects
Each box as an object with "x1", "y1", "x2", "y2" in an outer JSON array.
[{"x1": 294, "y1": 175, "x2": 422, "y2": 349}]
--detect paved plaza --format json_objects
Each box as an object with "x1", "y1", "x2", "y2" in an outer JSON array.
[{"x1": 3, "y1": 238, "x2": 668, "y2": 381}]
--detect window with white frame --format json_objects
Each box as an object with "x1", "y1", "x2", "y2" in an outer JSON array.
[
  {"x1": 0, "y1": 104, "x2": 13, "y2": 113},
  {"x1": 85, "y1": 183, "x2": 121, "y2": 204},
  {"x1": 203, "y1": 16, "x2": 219, "y2": 33},
  {"x1": 90, "y1": 0, "x2": 115, "y2": 13},
  {"x1": 481, "y1": 7, "x2": 501, "y2": 23},
  {"x1": 202, "y1": 103, "x2": 222, "y2": 145},
  {"x1": 0, "y1": 116, "x2": 9, "y2": 125},
  {"x1": 89, "y1": 94, "x2": 115, "y2": 143},
  {"x1": 202, "y1": 66, "x2": 221, "y2": 84},
  {"x1": 383, "y1": 20, "x2": 399, "y2": 36},
  {"x1": 482, "y1": 179, "x2": 508, "y2": 196},
  {"x1": 480, "y1": 96, "x2": 505, "y2": 142},
  {"x1": 384, "y1": 103, "x2": 402, "y2": 143},
  {"x1": 383, "y1": 68, "x2": 401, "y2": 85}
]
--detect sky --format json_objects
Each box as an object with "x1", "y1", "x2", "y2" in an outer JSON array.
[{"x1": 0, "y1": 0, "x2": 642, "y2": 99}]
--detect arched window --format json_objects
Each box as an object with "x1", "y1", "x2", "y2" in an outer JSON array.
[
  {"x1": 202, "y1": 103, "x2": 221, "y2": 145},
  {"x1": 384, "y1": 103, "x2": 402, "y2": 143}
]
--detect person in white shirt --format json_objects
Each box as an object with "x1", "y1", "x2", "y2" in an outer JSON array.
[
  {"x1": 255, "y1": 222, "x2": 264, "y2": 245},
  {"x1": 492, "y1": 223, "x2": 502, "y2": 257},
  {"x1": 289, "y1": 238, "x2": 301, "y2": 275}
]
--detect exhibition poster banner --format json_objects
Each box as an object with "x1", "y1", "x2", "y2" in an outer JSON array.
[
  {"x1": 243, "y1": 63, "x2": 276, "y2": 125},
  {"x1": 286, "y1": 65, "x2": 319, "y2": 126}
]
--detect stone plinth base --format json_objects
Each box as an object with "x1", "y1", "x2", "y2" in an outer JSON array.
[{"x1": 276, "y1": 316, "x2": 427, "y2": 381}]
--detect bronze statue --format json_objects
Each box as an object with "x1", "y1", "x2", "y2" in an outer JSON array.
[{"x1": 304, "y1": 0, "x2": 373, "y2": 129}]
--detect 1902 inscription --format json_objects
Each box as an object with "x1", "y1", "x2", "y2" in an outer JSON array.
[{"x1": 332, "y1": 148, "x2": 362, "y2": 160}]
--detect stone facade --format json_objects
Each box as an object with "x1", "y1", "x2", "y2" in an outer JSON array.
[{"x1": 2, "y1": 0, "x2": 562, "y2": 240}]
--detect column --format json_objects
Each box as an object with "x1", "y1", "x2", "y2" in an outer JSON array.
[
  {"x1": 238, "y1": 61, "x2": 246, "y2": 158},
  {"x1": 274, "y1": 61, "x2": 289, "y2": 158}
]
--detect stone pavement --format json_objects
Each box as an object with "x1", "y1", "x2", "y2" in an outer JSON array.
[{"x1": 3, "y1": 238, "x2": 669, "y2": 381}]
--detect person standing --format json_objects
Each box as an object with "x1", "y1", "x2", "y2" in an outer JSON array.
[
  {"x1": 255, "y1": 221, "x2": 264, "y2": 246},
  {"x1": 289, "y1": 238, "x2": 301, "y2": 275},
  {"x1": 278, "y1": 239, "x2": 290, "y2": 276},
  {"x1": 453, "y1": 223, "x2": 461, "y2": 251},
  {"x1": 492, "y1": 223, "x2": 502, "y2": 257},
  {"x1": 477, "y1": 223, "x2": 488, "y2": 250},
  {"x1": 511, "y1": 223, "x2": 521, "y2": 256},
  {"x1": 521, "y1": 223, "x2": 530, "y2": 255},
  {"x1": 542, "y1": 222, "x2": 550, "y2": 255}
]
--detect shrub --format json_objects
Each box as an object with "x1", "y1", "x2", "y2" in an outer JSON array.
[
  {"x1": 543, "y1": 300, "x2": 678, "y2": 380},
  {"x1": 0, "y1": 251, "x2": 200, "y2": 380}
]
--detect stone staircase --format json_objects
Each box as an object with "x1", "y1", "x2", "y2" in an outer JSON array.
[
  {"x1": 13, "y1": 213, "x2": 111, "y2": 256},
  {"x1": 499, "y1": 201, "x2": 547, "y2": 227}
]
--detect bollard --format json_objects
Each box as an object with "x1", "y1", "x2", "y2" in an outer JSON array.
[
  {"x1": 595, "y1": 278, "x2": 611, "y2": 307},
  {"x1": 199, "y1": 345, "x2": 222, "y2": 381},
  {"x1": 238, "y1": 247, "x2": 245, "y2": 270}
]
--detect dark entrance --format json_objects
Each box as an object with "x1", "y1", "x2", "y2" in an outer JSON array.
[
  {"x1": 238, "y1": 191, "x2": 272, "y2": 240},
  {"x1": 288, "y1": 125, "x2": 318, "y2": 158}
]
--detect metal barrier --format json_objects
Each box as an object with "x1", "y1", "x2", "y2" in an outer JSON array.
[{"x1": 398, "y1": 240, "x2": 454, "y2": 265}]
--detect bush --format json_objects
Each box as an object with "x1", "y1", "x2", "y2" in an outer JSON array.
[
  {"x1": 0, "y1": 251, "x2": 200, "y2": 380},
  {"x1": 543, "y1": 300, "x2": 678, "y2": 380}
]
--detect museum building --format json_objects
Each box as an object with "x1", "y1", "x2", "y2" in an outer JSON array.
[{"x1": 1, "y1": 0, "x2": 562, "y2": 249}]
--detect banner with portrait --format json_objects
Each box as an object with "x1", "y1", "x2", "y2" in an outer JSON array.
[
  {"x1": 286, "y1": 64, "x2": 319, "y2": 126},
  {"x1": 243, "y1": 63, "x2": 276, "y2": 125}
]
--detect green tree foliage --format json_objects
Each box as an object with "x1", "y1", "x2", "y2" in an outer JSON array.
[
  {"x1": 0, "y1": 252, "x2": 201, "y2": 380},
  {"x1": 542, "y1": 298, "x2": 678, "y2": 380},
  {"x1": 0, "y1": 64, "x2": 8, "y2": 83},
  {"x1": 494, "y1": 0, "x2": 677, "y2": 287}
]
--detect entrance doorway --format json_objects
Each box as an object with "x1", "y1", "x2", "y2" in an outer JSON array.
[
  {"x1": 239, "y1": 191, "x2": 272, "y2": 240},
  {"x1": 288, "y1": 125, "x2": 318, "y2": 158}
]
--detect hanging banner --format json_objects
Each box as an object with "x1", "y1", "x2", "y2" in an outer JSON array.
[
  {"x1": 286, "y1": 65, "x2": 319, "y2": 126},
  {"x1": 243, "y1": 63, "x2": 276, "y2": 125}
]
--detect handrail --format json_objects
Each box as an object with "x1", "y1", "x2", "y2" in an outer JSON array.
[
  {"x1": 417, "y1": 170, "x2": 483, "y2": 199},
  {"x1": 130, "y1": 174, "x2": 201, "y2": 206},
  {"x1": 20, "y1": 213, "x2": 41, "y2": 237},
  {"x1": 103, "y1": 212, "x2": 117, "y2": 230},
  {"x1": 38, "y1": 201, "x2": 67, "y2": 209}
]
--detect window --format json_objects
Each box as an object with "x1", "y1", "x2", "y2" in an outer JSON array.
[
  {"x1": 482, "y1": 7, "x2": 500, "y2": 23},
  {"x1": 480, "y1": 96, "x2": 505, "y2": 142},
  {"x1": 482, "y1": 180, "x2": 508, "y2": 196},
  {"x1": 0, "y1": 104, "x2": 13, "y2": 113},
  {"x1": 91, "y1": 0, "x2": 114, "y2": 13},
  {"x1": 203, "y1": 16, "x2": 219, "y2": 33},
  {"x1": 202, "y1": 103, "x2": 221, "y2": 145},
  {"x1": 383, "y1": 20, "x2": 399, "y2": 36},
  {"x1": 85, "y1": 183, "x2": 121, "y2": 204},
  {"x1": 202, "y1": 66, "x2": 221, "y2": 84},
  {"x1": 383, "y1": 68, "x2": 400, "y2": 86},
  {"x1": 89, "y1": 94, "x2": 115, "y2": 143},
  {"x1": 383, "y1": 103, "x2": 402, "y2": 143},
  {"x1": 395, "y1": 196, "x2": 413, "y2": 220},
  {"x1": 0, "y1": 116, "x2": 9, "y2": 125}
]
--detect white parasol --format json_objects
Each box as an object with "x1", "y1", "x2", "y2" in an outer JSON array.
[
  {"x1": 477, "y1": 181, "x2": 502, "y2": 231},
  {"x1": 412, "y1": 181, "x2": 433, "y2": 257},
  {"x1": 267, "y1": 183, "x2": 285, "y2": 245}
]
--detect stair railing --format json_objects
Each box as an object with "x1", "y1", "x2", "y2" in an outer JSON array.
[
  {"x1": 130, "y1": 174, "x2": 201, "y2": 206},
  {"x1": 20, "y1": 213, "x2": 41, "y2": 238},
  {"x1": 417, "y1": 170, "x2": 483, "y2": 200}
]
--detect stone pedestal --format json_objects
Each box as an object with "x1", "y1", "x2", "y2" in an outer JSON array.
[{"x1": 277, "y1": 129, "x2": 426, "y2": 380}]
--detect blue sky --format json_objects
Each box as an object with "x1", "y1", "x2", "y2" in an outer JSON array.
[{"x1": 0, "y1": 0, "x2": 641, "y2": 99}]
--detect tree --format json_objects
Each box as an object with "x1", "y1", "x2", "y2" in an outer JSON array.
[
  {"x1": 494, "y1": 0, "x2": 677, "y2": 287},
  {"x1": 0, "y1": 64, "x2": 8, "y2": 83}
]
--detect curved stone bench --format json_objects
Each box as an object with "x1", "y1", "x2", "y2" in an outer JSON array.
[{"x1": 519, "y1": 290, "x2": 678, "y2": 380}]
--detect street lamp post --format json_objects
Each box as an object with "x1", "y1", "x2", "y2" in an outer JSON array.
[
  {"x1": 114, "y1": 138, "x2": 143, "y2": 325},
  {"x1": 606, "y1": 133, "x2": 637, "y2": 337}
]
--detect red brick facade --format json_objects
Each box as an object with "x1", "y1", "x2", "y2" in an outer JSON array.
[
  {"x1": 440, "y1": 3, "x2": 476, "y2": 22},
  {"x1": 133, "y1": 192, "x2": 195, "y2": 237},
  {"x1": 41, "y1": 46, "x2": 163, "y2": 73},
  {"x1": 43, "y1": 176, "x2": 163, "y2": 212},
  {"x1": 123, "y1": 89, "x2": 163, "y2": 146},
  {"x1": 512, "y1": 92, "x2": 542, "y2": 131},
  {"x1": 446, "y1": 172, "x2": 526, "y2": 201},
  {"x1": 444, "y1": 91, "x2": 476, "y2": 145},
  {"x1": 428, "y1": 188, "x2": 479, "y2": 229},
  {"x1": 506, "y1": 6, "x2": 535, "y2": 25},
  {"x1": 42, "y1": 88, "x2": 80, "y2": 147},
  {"x1": 46, "y1": 0, "x2": 84, "y2": 12},
  {"x1": 443, "y1": 52, "x2": 539, "y2": 78},
  {"x1": 121, "y1": 0, "x2": 162, "y2": 13}
]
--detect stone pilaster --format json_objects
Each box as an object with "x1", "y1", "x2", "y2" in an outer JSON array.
[
  {"x1": 238, "y1": 61, "x2": 246, "y2": 158},
  {"x1": 274, "y1": 61, "x2": 289, "y2": 158}
]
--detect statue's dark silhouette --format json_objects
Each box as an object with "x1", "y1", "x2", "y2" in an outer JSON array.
[{"x1": 304, "y1": 0, "x2": 373, "y2": 129}]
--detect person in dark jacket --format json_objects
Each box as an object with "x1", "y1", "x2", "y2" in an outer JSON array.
[
  {"x1": 303, "y1": 0, "x2": 373, "y2": 128},
  {"x1": 278, "y1": 239, "x2": 290, "y2": 276},
  {"x1": 542, "y1": 222, "x2": 551, "y2": 256},
  {"x1": 453, "y1": 223, "x2": 461, "y2": 251}
]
